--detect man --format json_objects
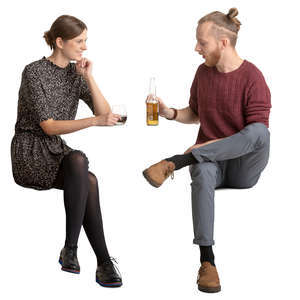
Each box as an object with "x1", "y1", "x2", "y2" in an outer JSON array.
[{"x1": 143, "y1": 8, "x2": 271, "y2": 293}]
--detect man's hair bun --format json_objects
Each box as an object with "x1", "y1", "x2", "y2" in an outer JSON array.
[{"x1": 227, "y1": 7, "x2": 239, "y2": 19}]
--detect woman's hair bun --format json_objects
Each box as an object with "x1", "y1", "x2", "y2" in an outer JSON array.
[
  {"x1": 227, "y1": 7, "x2": 238, "y2": 19},
  {"x1": 43, "y1": 31, "x2": 53, "y2": 48}
]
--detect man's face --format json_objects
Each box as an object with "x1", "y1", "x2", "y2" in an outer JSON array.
[{"x1": 195, "y1": 22, "x2": 221, "y2": 67}]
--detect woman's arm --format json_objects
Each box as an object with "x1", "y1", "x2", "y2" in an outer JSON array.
[
  {"x1": 40, "y1": 113, "x2": 120, "y2": 136},
  {"x1": 76, "y1": 58, "x2": 111, "y2": 116},
  {"x1": 85, "y1": 74, "x2": 111, "y2": 116}
]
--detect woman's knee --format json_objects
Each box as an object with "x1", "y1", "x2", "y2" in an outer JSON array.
[
  {"x1": 88, "y1": 171, "x2": 98, "y2": 187},
  {"x1": 64, "y1": 150, "x2": 89, "y2": 170}
]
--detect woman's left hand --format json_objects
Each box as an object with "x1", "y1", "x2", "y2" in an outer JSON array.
[{"x1": 76, "y1": 57, "x2": 93, "y2": 79}]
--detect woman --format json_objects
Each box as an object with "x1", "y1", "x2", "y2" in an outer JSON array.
[{"x1": 10, "y1": 15, "x2": 122, "y2": 288}]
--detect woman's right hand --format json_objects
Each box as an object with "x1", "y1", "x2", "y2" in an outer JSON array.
[{"x1": 93, "y1": 113, "x2": 120, "y2": 126}]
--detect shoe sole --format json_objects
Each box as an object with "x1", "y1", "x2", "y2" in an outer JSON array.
[
  {"x1": 59, "y1": 259, "x2": 80, "y2": 274},
  {"x1": 142, "y1": 170, "x2": 161, "y2": 188},
  {"x1": 198, "y1": 285, "x2": 221, "y2": 293},
  {"x1": 96, "y1": 278, "x2": 122, "y2": 288}
]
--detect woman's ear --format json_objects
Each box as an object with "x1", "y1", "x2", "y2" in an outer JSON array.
[{"x1": 55, "y1": 37, "x2": 64, "y2": 49}]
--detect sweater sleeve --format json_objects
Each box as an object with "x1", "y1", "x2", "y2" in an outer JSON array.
[
  {"x1": 189, "y1": 67, "x2": 200, "y2": 115},
  {"x1": 244, "y1": 74, "x2": 271, "y2": 128},
  {"x1": 79, "y1": 76, "x2": 95, "y2": 114}
]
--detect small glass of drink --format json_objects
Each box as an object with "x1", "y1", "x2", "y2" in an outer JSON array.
[{"x1": 112, "y1": 104, "x2": 127, "y2": 125}]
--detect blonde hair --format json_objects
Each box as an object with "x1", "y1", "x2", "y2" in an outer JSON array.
[{"x1": 198, "y1": 8, "x2": 242, "y2": 47}]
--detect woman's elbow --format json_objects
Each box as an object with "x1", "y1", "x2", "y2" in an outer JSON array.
[{"x1": 40, "y1": 119, "x2": 55, "y2": 136}]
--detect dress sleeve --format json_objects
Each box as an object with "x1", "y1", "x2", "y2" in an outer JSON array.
[
  {"x1": 23, "y1": 66, "x2": 53, "y2": 124},
  {"x1": 244, "y1": 75, "x2": 272, "y2": 128},
  {"x1": 79, "y1": 76, "x2": 95, "y2": 114},
  {"x1": 189, "y1": 67, "x2": 199, "y2": 115}
]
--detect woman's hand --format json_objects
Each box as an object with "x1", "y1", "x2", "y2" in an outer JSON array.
[
  {"x1": 93, "y1": 113, "x2": 121, "y2": 126},
  {"x1": 76, "y1": 57, "x2": 92, "y2": 79}
]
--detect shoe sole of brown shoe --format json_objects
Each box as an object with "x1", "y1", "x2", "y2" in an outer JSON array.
[
  {"x1": 142, "y1": 170, "x2": 161, "y2": 188},
  {"x1": 198, "y1": 285, "x2": 221, "y2": 293}
]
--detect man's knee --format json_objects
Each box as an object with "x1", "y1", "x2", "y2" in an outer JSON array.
[
  {"x1": 190, "y1": 162, "x2": 218, "y2": 183},
  {"x1": 242, "y1": 122, "x2": 270, "y2": 147}
]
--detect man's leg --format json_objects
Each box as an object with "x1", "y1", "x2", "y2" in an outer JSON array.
[
  {"x1": 190, "y1": 162, "x2": 224, "y2": 293},
  {"x1": 191, "y1": 122, "x2": 270, "y2": 164},
  {"x1": 224, "y1": 126, "x2": 270, "y2": 188},
  {"x1": 143, "y1": 122, "x2": 270, "y2": 188},
  {"x1": 189, "y1": 162, "x2": 224, "y2": 247}
]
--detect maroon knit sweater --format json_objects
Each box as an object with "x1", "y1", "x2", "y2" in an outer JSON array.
[{"x1": 189, "y1": 59, "x2": 271, "y2": 144}]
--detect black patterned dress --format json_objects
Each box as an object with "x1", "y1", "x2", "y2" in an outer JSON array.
[{"x1": 10, "y1": 56, "x2": 95, "y2": 190}]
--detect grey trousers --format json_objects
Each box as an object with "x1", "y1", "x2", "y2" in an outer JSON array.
[{"x1": 189, "y1": 122, "x2": 270, "y2": 246}]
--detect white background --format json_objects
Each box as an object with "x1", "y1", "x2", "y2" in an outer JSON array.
[{"x1": 1, "y1": 0, "x2": 299, "y2": 299}]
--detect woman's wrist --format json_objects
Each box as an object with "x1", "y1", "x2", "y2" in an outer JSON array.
[{"x1": 83, "y1": 73, "x2": 93, "y2": 82}]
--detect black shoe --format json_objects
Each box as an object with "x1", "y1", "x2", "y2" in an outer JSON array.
[
  {"x1": 96, "y1": 258, "x2": 122, "y2": 287},
  {"x1": 58, "y1": 246, "x2": 80, "y2": 274}
]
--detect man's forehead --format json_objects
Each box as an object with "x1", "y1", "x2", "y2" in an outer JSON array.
[{"x1": 196, "y1": 23, "x2": 211, "y2": 40}]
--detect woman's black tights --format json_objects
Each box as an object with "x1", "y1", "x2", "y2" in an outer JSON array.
[{"x1": 53, "y1": 150, "x2": 110, "y2": 265}]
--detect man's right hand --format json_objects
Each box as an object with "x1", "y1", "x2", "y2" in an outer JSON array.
[{"x1": 156, "y1": 97, "x2": 175, "y2": 119}]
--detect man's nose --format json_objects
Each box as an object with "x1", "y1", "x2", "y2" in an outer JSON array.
[{"x1": 195, "y1": 45, "x2": 202, "y2": 53}]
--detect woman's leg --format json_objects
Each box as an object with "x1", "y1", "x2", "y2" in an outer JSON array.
[
  {"x1": 61, "y1": 150, "x2": 89, "y2": 247},
  {"x1": 83, "y1": 172, "x2": 110, "y2": 265},
  {"x1": 53, "y1": 151, "x2": 110, "y2": 263}
]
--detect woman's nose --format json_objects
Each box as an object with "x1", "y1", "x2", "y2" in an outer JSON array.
[{"x1": 82, "y1": 43, "x2": 87, "y2": 50}]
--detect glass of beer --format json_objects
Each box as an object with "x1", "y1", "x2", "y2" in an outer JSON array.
[{"x1": 112, "y1": 104, "x2": 127, "y2": 125}]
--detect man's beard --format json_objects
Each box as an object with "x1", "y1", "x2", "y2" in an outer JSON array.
[{"x1": 204, "y1": 47, "x2": 221, "y2": 67}]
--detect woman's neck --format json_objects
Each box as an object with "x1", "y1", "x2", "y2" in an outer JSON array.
[{"x1": 47, "y1": 51, "x2": 70, "y2": 68}]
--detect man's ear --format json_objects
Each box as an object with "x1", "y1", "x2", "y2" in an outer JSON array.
[{"x1": 220, "y1": 37, "x2": 229, "y2": 50}]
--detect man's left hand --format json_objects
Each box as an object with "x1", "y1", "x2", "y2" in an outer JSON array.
[{"x1": 184, "y1": 138, "x2": 225, "y2": 154}]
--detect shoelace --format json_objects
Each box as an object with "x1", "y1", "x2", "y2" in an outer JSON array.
[
  {"x1": 165, "y1": 166, "x2": 175, "y2": 180},
  {"x1": 109, "y1": 257, "x2": 122, "y2": 278}
]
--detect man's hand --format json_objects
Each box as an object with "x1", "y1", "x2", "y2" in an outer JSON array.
[
  {"x1": 146, "y1": 96, "x2": 175, "y2": 119},
  {"x1": 184, "y1": 138, "x2": 225, "y2": 154}
]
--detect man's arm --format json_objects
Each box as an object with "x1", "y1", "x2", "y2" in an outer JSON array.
[{"x1": 157, "y1": 97, "x2": 200, "y2": 124}]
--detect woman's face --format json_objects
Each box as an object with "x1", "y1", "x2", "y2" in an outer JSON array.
[{"x1": 59, "y1": 29, "x2": 88, "y2": 61}]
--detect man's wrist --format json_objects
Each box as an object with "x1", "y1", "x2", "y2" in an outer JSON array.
[{"x1": 166, "y1": 108, "x2": 177, "y2": 120}]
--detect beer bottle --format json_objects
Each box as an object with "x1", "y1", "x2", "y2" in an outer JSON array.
[{"x1": 146, "y1": 77, "x2": 159, "y2": 126}]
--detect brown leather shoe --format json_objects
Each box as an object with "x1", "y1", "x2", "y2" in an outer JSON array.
[
  {"x1": 142, "y1": 160, "x2": 175, "y2": 188},
  {"x1": 197, "y1": 262, "x2": 221, "y2": 293}
]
